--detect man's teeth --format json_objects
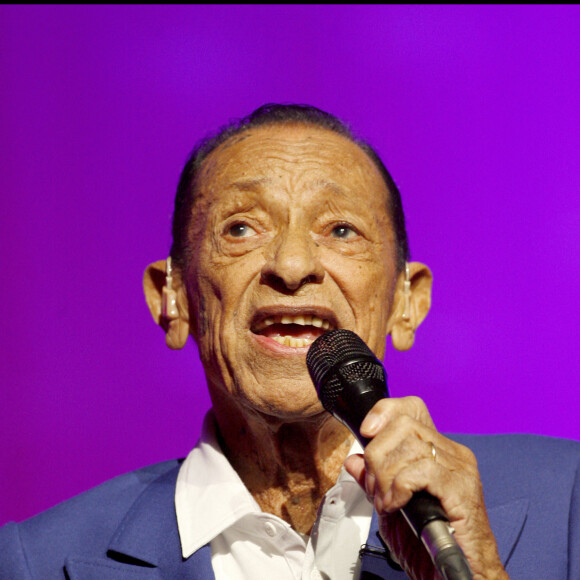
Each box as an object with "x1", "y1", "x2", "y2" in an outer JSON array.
[
  {"x1": 258, "y1": 315, "x2": 331, "y2": 330},
  {"x1": 272, "y1": 336, "x2": 313, "y2": 348},
  {"x1": 254, "y1": 315, "x2": 332, "y2": 349}
]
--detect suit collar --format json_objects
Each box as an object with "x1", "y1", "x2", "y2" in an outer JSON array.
[
  {"x1": 65, "y1": 465, "x2": 215, "y2": 579},
  {"x1": 107, "y1": 465, "x2": 180, "y2": 567}
]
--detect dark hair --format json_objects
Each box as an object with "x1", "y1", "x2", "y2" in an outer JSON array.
[{"x1": 170, "y1": 103, "x2": 410, "y2": 272}]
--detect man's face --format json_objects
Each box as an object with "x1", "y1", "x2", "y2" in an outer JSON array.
[{"x1": 183, "y1": 124, "x2": 399, "y2": 419}]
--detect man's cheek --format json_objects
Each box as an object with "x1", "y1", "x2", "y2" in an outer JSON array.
[{"x1": 188, "y1": 274, "x2": 218, "y2": 340}]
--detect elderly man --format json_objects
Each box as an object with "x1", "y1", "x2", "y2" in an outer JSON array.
[{"x1": 1, "y1": 104, "x2": 579, "y2": 580}]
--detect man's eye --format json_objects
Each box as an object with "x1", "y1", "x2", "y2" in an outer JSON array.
[
  {"x1": 330, "y1": 224, "x2": 357, "y2": 239},
  {"x1": 228, "y1": 223, "x2": 257, "y2": 238}
]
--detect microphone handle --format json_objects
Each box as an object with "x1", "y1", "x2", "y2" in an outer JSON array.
[{"x1": 332, "y1": 379, "x2": 473, "y2": 580}]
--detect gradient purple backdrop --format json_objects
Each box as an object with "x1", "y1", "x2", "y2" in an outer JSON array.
[{"x1": 1, "y1": 5, "x2": 579, "y2": 526}]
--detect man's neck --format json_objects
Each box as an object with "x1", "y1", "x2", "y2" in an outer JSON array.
[{"x1": 212, "y1": 399, "x2": 354, "y2": 535}]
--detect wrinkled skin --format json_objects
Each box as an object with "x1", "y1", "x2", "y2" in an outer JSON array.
[
  {"x1": 186, "y1": 125, "x2": 397, "y2": 418},
  {"x1": 144, "y1": 124, "x2": 508, "y2": 579}
]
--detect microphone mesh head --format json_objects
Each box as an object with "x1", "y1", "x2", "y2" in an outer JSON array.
[{"x1": 306, "y1": 329, "x2": 384, "y2": 414}]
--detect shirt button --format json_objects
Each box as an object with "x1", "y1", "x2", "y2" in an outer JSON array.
[{"x1": 264, "y1": 521, "x2": 277, "y2": 537}]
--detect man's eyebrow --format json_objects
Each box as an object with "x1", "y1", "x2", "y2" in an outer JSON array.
[{"x1": 309, "y1": 178, "x2": 349, "y2": 198}]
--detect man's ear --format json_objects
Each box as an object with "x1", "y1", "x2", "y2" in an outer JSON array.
[
  {"x1": 143, "y1": 259, "x2": 191, "y2": 350},
  {"x1": 387, "y1": 262, "x2": 433, "y2": 351}
]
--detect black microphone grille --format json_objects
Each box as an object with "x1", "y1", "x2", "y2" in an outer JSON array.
[
  {"x1": 306, "y1": 330, "x2": 386, "y2": 414},
  {"x1": 306, "y1": 329, "x2": 372, "y2": 383}
]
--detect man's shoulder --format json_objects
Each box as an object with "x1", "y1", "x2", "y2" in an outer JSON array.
[
  {"x1": 0, "y1": 459, "x2": 182, "y2": 577},
  {"x1": 447, "y1": 432, "x2": 580, "y2": 503},
  {"x1": 448, "y1": 432, "x2": 580, "y2": 463},
  {"x1": 22, "y1": 458, "x2": 182, "y2": 527}
]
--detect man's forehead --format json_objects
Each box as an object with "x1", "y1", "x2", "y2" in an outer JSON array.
[
  {"x1": 198, "y1": 124, "x2": 387, "y2": 194},
  {"x1": 221, "y1": 176, "x2": 350, "y2": 199}
]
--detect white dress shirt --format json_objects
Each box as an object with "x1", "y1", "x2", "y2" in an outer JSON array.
[{"x1": 175, "y1": 411, "x2": 373, "y2": 580}]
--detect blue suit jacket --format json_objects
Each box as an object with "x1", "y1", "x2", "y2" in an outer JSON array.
[{"x1": 1, "y1": 433, "x2": 579, "y2": 579}]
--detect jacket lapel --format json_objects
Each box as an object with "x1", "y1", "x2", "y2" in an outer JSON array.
[
  {"x1": 486, "y1": 497, "x2": 529, "y2": 565},
  {"x1": 65, "y1": 466, "x2": 215, "y2": 580},
  {"x1": 359, "y1": 497, "x2": 529, "y2": 579},
  {"x1": 64, "y1": 557, "x2": 162, "y2": 580}
]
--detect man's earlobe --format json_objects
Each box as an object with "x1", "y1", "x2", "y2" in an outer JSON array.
[
  {"x1": 388, "y1": 262, "x2": 433, "y2": 351},
  {"x1": 143, "y1": 258, "x2": 190, "y2": 350}
]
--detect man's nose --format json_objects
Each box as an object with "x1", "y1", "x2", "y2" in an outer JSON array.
[{"x1": 260, "y1": 230, "x2": 325, "y2": 292}]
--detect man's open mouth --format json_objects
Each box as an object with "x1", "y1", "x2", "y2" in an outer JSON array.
[{"x1": 251, "y1": 313, "x2": 335, "y2": 348}]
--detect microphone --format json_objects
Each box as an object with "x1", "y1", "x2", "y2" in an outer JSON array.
[{"x1": 306, "y1": 329, "x2": 473, "y2": 580}]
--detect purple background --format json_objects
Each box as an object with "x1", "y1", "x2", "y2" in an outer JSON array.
[{"x1": 1, "y1": 5, "x2": 579, "y2": 526}]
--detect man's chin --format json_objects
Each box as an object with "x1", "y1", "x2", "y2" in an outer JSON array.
[{"x1": 242, "y1": 392, "x2": 327, "y2": 424}]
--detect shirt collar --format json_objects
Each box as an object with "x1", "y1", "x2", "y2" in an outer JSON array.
[
  {"x1": 175, "y1": 410, "x2": 262, "y2": 557},
  {"x1": 175, "y1": 410, "x2": 364, "y2": 558}
]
